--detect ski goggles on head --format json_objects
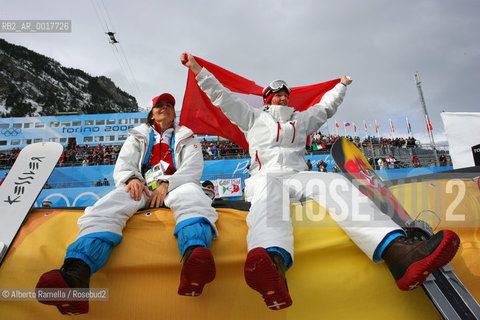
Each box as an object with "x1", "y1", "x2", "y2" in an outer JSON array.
[{"x1": 262, "y1": 80, "x2": 291, "y2": 100}]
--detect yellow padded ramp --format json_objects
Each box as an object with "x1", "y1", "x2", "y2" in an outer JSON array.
[{"x1": 1, "y1": 198, "x2": 477, "y2": 320}]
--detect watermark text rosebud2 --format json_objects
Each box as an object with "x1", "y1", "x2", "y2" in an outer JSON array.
[
  {"x1": 276, "y1": 175, "x2": 393, "y2": 227},
  {"x1": 262, "y1": 173, "x2": 470, "y2": 229},
  {"x1": 0, "y1": 20, "x2": 71, "y2": 33}
]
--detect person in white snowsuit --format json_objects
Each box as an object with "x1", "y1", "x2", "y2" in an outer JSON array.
[
  {"x1": 378, "y1": 157, "x2": 387, "y2": 170},
  {"x1": 386, "y1": 155, "x2": 396, "y2": 169},
  {"x1": 181, "y1": 53, "x2": 460, "y2": 311},
  {"x1": 36, "y1": 93, "x2": 218, "y2": 315}
]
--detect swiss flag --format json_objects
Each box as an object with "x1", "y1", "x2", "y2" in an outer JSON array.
[{"x1": 180, "y1": 56, "x2": 340, "y2": 151}]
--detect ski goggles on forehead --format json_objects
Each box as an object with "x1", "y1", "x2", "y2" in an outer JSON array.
[{"x1": 262, "y1": 80, "x2": 291, "y2": 99}]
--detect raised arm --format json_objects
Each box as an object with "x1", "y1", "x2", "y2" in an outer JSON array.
[
  {"x1": 181, "y1": 52, "x2": 203, "y2": 75},
  {"x1": 180, "y1": 52, "x2": 261, "y2": 132},
  {"x1": 302, "y1": 75, "x2": 353, "y2": 134}
]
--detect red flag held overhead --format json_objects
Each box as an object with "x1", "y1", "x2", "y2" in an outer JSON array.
[{"x1": 180, "y1": 56, "x2": 340, "y2": 151}]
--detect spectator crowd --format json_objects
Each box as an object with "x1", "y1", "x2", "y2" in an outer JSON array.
[
  {"x1": 0, "y1": 147, "x2": 21, "y2": 167},
  {"x1": 57, "y1": 144, "x2": 121, "y2": 167},
  {"x1": 1, "y1": 132, "x2": 436, "y2": 169},
  {"x1": 200, "y1": 139, "x2": 247, "y2": 160},
  {"x1": 308, "y1": 132, "x2": 418, "y2": 152}
]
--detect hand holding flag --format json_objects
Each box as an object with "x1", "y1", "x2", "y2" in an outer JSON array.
[
  {"x1": 341, "y1": 75, "x2": 353, "y2": 85},
  {"x1": 181, "y1": 53, "x2": 188, "y2": 65},
  {"x1": 181, "y1": 52, "x2": 202, "y2": 74},
  {"x1": 179, "y1": 53, "x2": 342, "y2": 150}
]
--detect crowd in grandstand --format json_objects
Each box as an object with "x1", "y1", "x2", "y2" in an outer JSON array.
[
  {"x1": 0, "y1": 147, "x2": 21, "y2": 167},
  {"x1": 0, "y1": 133, "x2": 431, "y2": 169},
  {"x1": 57, "y1": 144, "x2": 121, "y2": 167},
  {"x1": 308, "y1": 132, "x2": 418, "y2": 151},
  {"x1": 0, "y1": 139, "x2": 247, "y2": 168},
  {"x1": 200, "y1": 139, "x2": 247, "y2": 159},
  {"x1": 199, "y1": 133, "x2": 419, "y2": 161}
]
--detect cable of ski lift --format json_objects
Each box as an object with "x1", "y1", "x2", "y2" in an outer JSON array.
[{"x1": 89, "y1": 0, "x2": 143, "y2": 107}]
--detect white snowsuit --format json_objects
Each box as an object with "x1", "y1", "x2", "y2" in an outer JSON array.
[
  {"x1": 76, "y1": 123, "x2": 218, "y2": 239},
  {"x1": 378, "y1": 158, "x2": 387, "y2": 170},
  {"x1": 196, "y1": 68, "x2": 401, "y2": 262}
]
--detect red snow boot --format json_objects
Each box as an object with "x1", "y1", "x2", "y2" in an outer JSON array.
[
  {"x1": 244, "y1": 247, "x2": 292, "y2": 310},
  {"x1": 36, "y1": 258, "x2": 91, "y2": 315},
  {"x1": 178, "y1": 246, "x2": 216, "y2": 296},
  {"x1": 383, "y1": 230, "x2": 460, "y2": 290}
]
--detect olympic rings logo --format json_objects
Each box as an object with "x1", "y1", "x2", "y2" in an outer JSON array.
[
  {"x1": 0, "y1": 128, "x2": 22, "y2": 137},
  {"x1": 35, "y1": 191, "x2": 103, "y2": 207}
]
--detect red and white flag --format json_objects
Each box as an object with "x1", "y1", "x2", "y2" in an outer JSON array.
[
  {"x1": 406, "y1": 116, "x2": 412, "y2": 135},
  {"x1": 389, "y1": 118, "x2": 395, "y2": 134},
  {"x1": 180, "y1": 56, "x2": 340, "y2": 151},
  {"x1": 426, "y1": 115, "x2": 433, "y2": 133}
]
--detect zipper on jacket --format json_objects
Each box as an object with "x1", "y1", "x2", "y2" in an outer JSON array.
[
  {"x1": 290, "y1": 121, "x2": 296, "y2": 143},
  {"x1": 255, "y1": 150, "x2": 262, "y2": 170},
  {"x1": 143, "y1": 131, "x2": 155, "y2": 168},
  {"x1": 276, "y1": 122, "x2": 281, "y2": 142}
]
